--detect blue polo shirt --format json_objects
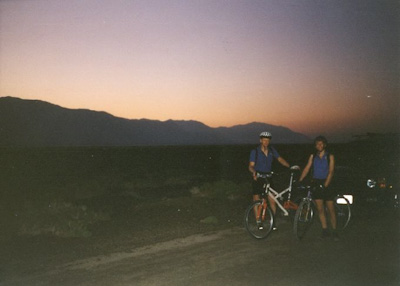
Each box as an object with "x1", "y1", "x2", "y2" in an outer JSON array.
[
  {"x1": 249, "y1": 146, "x2": 280, "y2": 173},
  {"x1": 313, "y1": 153, "x2": 329, "y2": 179}
]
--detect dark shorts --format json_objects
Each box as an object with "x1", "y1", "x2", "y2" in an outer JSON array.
[
  {"x1": 252, "y1": 176, "x2": 275, "y2": 195},
  {"x1": 312, "y1": 179, "x2": 335, "y2": 201}
]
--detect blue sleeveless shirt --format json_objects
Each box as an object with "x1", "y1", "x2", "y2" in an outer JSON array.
[{"x1": 313, "y1": 152, "x2": 329, "y2": 179}]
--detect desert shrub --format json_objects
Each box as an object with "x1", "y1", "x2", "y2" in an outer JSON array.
[
  {"x1": 118, "y1": 174, "x2": 197, "y2": 200},
  {"x1": 18, "y1": 200, "x2": 110, "y2": 238},
  {"x1": 200, "y1": 216, "x2": 219, "y2": 224},
  {"x1": 191, "y1": 180, "x2": 247, "y2": 200}
]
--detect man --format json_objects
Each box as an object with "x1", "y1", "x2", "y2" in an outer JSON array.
[
  {"x1": 298, "y1": 135, "x2": 338, "y2": 240},
  {"x1": 248, "y1": 131, "x2": 291, "y2": 230}
]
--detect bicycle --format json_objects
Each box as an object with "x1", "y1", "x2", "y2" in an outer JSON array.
[
  {"x1": 293, "y1": 184, "x2": 351, "y2": 240},
  {"x1": 244, "y1": 165, "x2": 301, "y2": 239}
]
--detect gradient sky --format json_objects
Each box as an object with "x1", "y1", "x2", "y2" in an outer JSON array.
[{"x1": 1, "y1": 0, "x2": 399, "y2": 142}]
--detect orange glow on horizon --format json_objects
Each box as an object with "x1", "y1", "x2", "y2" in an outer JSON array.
[{"x1": 1, "y1": 1, "x2": 398, "y2": 141}]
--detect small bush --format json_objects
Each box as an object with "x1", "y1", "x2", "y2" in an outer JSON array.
[
  {"x1": 200, "y1": 216, "x2": 219, "y2": 224},
  {"x1": 191, "y1": 180, "x2": 247, "y2": 200},
  {"x1": 18, "y1": 200, "x2": 110, "y2": 238}
]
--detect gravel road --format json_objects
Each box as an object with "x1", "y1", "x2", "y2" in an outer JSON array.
[{"x1": 2, "y1": 206, "x2": 399, "y2": 286}]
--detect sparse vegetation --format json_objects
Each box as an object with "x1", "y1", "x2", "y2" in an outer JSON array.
[
  {"x1": 0, "y1": 143, "x2": 397, "y2": 239},
  {"x1": 17, "y1": 200, "x2": 110, "y2": 238},
  {"x1": 191, "y1": 180, "x2": 247, "y2": 200},
  {"x1": 200, "y1": 216, "x2": 219, "y2": 224}
]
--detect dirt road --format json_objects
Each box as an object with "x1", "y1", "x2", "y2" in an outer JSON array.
[{"x1": 2, "y1": 206, "x2": 399, "y2": 286}]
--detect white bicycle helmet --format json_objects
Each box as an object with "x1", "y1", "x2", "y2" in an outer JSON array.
[{"x1": 259, "y1": 131, "x2": 272, "y2": 139}]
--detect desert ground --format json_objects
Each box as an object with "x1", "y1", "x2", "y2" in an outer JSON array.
[{"x1": 0, "y1": 143, "x2": 398, "y2": 285}]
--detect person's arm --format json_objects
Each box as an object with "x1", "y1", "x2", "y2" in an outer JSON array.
[
  {"x1": 272, "y1": 147, "x2": 290, "y2": 168},
  {"x1": 249, "y1": 149, "x2": 257, "y2": 181},
  {"x1": 277, "y1": 156, "x2": 290, "y2": 168},
  {"x1": 299, "y1": 155, "x2": 313, "y2": 182},
  {"x1": 248, "y1": 161, "x2": 257, "y2": 181},
  {"x1": 324, "y1": 154, "x2": 335, "y2": 187}
]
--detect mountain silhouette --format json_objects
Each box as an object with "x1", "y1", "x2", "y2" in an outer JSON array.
[{"x1": 0, "y1": 97, "x2": 310, "y2": 146}]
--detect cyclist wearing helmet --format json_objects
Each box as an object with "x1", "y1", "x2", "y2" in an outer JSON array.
[
  {"x1": 299, "y1": 135, "x2": 338, "y2": 240},
  {"x1": 248, "y1": 131, "x2": 291, "y2": 230}
]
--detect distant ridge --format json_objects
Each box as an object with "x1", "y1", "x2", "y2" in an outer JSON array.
[{"x1": 0, "y1": 96, "x2": 310, "y2": 146}]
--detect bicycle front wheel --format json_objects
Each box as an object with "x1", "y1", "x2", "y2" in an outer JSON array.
[
  {"x1": 293, "y1": 199, "x2": 314, "y2": 240},
  {"x1": 334, "y1": 195, "x2": 351, "y2": 230},
  {"x1": 244, "y1": 200, "x2": 273, "y2": 239}
]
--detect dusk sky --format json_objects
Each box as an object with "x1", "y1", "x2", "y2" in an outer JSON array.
[{"x1": 1, "y1": 0, "x2": 399, "y2": 142}]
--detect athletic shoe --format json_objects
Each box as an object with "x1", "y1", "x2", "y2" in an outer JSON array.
[
  {"x1": 332, "y1": 231, "x2": 340, "y2": 241},
  {"x1": 319, "y1": 229, "x2": 330, "y2": 239}
]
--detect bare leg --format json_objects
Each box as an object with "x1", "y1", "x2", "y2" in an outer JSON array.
[
  {"x1": 253, "y1": 194, "x2": 260, "y2": 219},
  {"x1": 326, "y1": 200, "x2": 337, "y2": 229},
  {"x1": 253, "y1": 194, "x2": 260, "y2": 202},
  {"x1": 315, "y1": 199, "x2": 328, "y2": 229},
  {"x1": 267, "y1": 195, "x2": 278, "y2": 229},
  {"x1": 267, "y1": 195, "x2": 277, "y2": 216}
]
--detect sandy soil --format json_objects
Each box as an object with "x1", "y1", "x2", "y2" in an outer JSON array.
[{"x1": 0, "y1": 201, "x2": 399, "y2": 286}]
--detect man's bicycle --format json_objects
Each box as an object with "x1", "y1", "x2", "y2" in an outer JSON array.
[
  {"x1": 293, "y1": 184, "x2": 352, "y2": 240},
  {"x1": 244, "y1": 165, "x2": 301, "y2": 239}
]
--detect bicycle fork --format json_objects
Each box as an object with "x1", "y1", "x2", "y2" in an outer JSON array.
[
  {"x1": 255, "y1": 199, "x2": 268, "y2": 222},
  {"x1": 301, "y1": 200, "x2": 312, "y2": 222}
]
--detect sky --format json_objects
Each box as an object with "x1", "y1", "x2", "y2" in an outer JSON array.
[{"x1": 0, "y1": 0, "x2": 399, "y2": 142}]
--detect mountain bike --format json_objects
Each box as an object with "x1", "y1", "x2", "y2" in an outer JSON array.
[
  {"x1": 293, "y1": 184, "x2": 351, "y2": 240},
  {"x1": 244, "y1": 165, "x2": 300, "y2": 239}
]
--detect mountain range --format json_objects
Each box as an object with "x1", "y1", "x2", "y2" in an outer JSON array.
[{"x1": 0, "y1": 96, "x2": 310, "y2": 146}]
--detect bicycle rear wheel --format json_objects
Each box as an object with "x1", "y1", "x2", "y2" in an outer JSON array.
[
  {"x1": 293, "y1": 200, "x2": 314, "y2": 240},
  {"x1": 244, "y1": 200, "x2": 273, "y2": 239},
  {"x1": 334, "y1": 195, "x2": 351, "y2": 230}
]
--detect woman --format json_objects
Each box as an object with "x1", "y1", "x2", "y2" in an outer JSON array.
[{"x1": 299, "y1": 136, "x2": 338, "y2": 240}]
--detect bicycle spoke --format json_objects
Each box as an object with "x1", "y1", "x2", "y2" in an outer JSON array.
[
  {"x1": 335, "y1": 195, "x2": 351, "y2": 230},
  {"x1": 294, "y1": 200, "x2": 314, "y2": 240},
  {"x1": 245, "y1": 201, "x2": 273, "y2": 239}
]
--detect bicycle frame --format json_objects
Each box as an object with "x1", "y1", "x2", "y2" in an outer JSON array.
[
  {"x1": 245, "y1": 166, "x2": 300, "y2": 239},
  {"x1": 268, "y1": 188, "x2": 297, "y2": 216},
  {"x1": 263, "y1": 168, "x2": 299, "y2": 216}
]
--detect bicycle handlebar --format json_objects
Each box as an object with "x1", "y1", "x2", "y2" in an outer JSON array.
[
  {"x1": 296, "y1": 183, "x2": 325, "y2": 191},
  {"x1": 256, "y1": 172, "x2": 273, "y2": 179},
  {"x1": 256, "y1": 165, "x2": 300, "y2": 178}
]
